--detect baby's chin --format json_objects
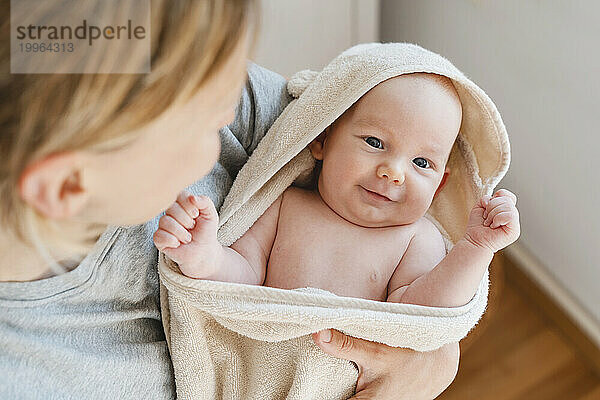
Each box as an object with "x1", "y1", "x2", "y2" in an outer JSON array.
[{"x1": 334, "y1": 206, "x2": 418, "y2": 228}]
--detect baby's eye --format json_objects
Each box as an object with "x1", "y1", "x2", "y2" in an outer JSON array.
[
  {"x1": 364, "y1": 136, "x2": 383, "y2": 149},
  {"x1": 413, "y1": 157, "x2": 430, "y2": 169}
]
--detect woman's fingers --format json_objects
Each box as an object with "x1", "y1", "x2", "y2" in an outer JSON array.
[
  {"x1": 312, "y1": 329, "x2": 384, "y2": 370},
  {"x1": 313, "y1": 330, "x2": 460, "y2": 399},
  {"x1": 312, "y1": 329, "x2": 386, "y2": 393}
]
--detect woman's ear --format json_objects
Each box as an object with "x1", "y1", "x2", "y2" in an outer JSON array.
[
  {"x1": 309, "y1": 129, "x2": 328, "y2": 160},
  {"x1": 434, "y1": 167, "x2": 450, "y2": 198},
  {"x1": 18, "y1": 152, "x2": 90, "y2": 219}
]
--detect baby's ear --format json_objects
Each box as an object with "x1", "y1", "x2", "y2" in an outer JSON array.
[
  {"x1": 433, "y1": 167, "x2": 451, "y2": 198},
  {"x1": 308, "y1": 130, "x2": 328, "y2": 160}
]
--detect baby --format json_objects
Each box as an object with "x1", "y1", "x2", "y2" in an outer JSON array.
[{"x1": 153, "y1": 73, "x2": 520, "y2": 308}]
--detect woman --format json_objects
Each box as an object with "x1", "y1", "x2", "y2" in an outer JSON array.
[{"x1": 0, "y1": 1, "x2": 458, "y2": 398}]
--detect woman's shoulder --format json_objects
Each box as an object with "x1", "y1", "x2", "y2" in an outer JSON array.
[
  {"x1": 230, "y1": 63, "x2": 293, "y2": 155},
  {"x1": 246, "y1": 63, "x2": 290, "y2": 102}
]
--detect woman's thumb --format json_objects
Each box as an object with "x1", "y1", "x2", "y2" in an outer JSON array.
[{"x1": 312, "y1": 329, "x2": 375, "y2": 366}]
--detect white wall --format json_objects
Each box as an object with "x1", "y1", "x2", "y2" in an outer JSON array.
[
  {"x1": 252, "y1": 0, "x2": 379, "y2": 78},
  {"x1": 381, "y1": 1, "x2": 600, "y2": 332}
]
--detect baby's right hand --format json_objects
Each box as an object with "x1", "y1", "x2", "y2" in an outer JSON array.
[{"x1": 153, "y1": 191, "x2": 222, "y2": 279}]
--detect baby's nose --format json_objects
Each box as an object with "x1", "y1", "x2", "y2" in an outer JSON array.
[{"x1": 377, "y1": 165, "x2": 405, "y2": 185}]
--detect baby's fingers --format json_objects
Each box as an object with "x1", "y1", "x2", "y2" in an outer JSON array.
[
  {"x1": 493, "y1": 189, "x2": 517, "y2": 205},
  {"x1": 176, "y1": 191, "x2": 200, "y2": 219},
  {"x1": 476, "y1": 194, "x2": 492, "y2": 217},
  {"x1": 483, "y1": 195, "x2": 515, "y2": 220},
  {"x1": 158, "y1": 215, "x2": 193, "y2": 244},
  {"x1": 480, "y1": 194, "x2": 492, "y2": 207},
  {"x1": 166, "y1": 201, "x2": 195, "y2": 230},
  {"x1": 191, "y1": 195, "x2": 218, "y2": 222},
  {"x1": 484, "y1": 202, "x2": 514, "y2": 226},
  {"x1": 153, "y1": 229, "x2": 181, "y2": 251},
  {"x1": 490, "y1": 209, "x2": 519, "y2": 229}
]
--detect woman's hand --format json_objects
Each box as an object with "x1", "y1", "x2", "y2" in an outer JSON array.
[{"x1": 312, "y1": 329, "x2": 459, "y2": 399}]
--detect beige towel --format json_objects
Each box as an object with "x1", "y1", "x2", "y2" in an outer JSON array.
[{"x1": 159, "y1": 43, "x2": 510, "y2": 399}]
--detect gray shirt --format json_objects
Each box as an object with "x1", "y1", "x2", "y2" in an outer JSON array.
[{"x1": 0, "y1": 64, "x2": 291, "y2": 399}]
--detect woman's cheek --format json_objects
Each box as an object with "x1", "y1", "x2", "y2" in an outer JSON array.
[{"x1": 207, "y1": 134, "x2": 221, "y2": 171}]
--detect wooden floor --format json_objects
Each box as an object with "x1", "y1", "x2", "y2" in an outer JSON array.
[{"x1": 438, "y1": 254, "x2": 600, "y2": 400}]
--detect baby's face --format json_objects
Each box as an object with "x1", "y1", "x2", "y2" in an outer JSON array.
[{"x1": 310, "y1": 74, "x2": 462, "y2": 228}]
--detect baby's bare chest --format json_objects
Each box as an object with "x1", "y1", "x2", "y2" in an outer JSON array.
[{"x1": 264, "y1": 190, "x2": 413, "y2": 301}]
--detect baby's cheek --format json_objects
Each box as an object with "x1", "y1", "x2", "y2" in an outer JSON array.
[{"x1": 413, "y1": 188, "x2": 435, "y2": 216}]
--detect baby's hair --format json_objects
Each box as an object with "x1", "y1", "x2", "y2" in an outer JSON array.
[{"x1": 0, "y1": 0, "x2": 258, "y2": 262}]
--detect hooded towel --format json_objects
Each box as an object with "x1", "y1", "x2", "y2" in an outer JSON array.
[{"x1": 159, "y1": 43, "x2": 510, "y2": 399}]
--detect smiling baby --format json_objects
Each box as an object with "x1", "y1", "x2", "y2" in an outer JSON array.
[{"x1": 154, "y1": 72, "x2": 520, "y2": 308}]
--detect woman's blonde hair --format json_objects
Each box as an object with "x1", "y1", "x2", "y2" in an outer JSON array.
[{"x1": 0, "y1": 0, "x2": 258, "y2": 261}]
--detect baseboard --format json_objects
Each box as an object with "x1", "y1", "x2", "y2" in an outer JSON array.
[{"x1": 503, "y1": 242, "x2": 600, "y2": 374}]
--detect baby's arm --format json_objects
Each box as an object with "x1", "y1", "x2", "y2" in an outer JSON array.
[
  {"x1": 153, "y1": 191, "x2": 282, "y2": 285},
  {"x1": 387, "y1": 225, "x2": 494, "y2": 307},
  {"x1": 386, "y1": 218, "x2": 450, "y2": 305},
  {"x1": 387, "y1": 189, "x2": 520, "y2": 307}
]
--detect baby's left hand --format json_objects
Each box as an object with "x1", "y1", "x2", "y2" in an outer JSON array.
[{"x1": 465, "y1": 189, "x2": 520, "y2": 253}]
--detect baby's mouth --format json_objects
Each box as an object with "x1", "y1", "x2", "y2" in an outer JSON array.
[{"x1": 360, "y1": 186, "x2": 394, "y2": 202}]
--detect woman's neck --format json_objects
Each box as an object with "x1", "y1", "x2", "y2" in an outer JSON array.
[
  {"x1": 0, "y1": 223, "x2": 101, "y2": 282},
  {"x1": 0, "y1": 232, "x2": 57, "y2": 281}
]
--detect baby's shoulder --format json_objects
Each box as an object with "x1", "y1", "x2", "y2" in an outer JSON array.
[
  {"x1": 385, "y1": 217, "x2": 444, "y2": 251},
  {"x1": 282, "y1": 185, "x2": 317, "y2": 203},
  {"x1": 279, "y1": 186, "x2": 325, "y2": 222},
  {"x1": 410, "y1": 217, "x2": 446, "y2": 249}
]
